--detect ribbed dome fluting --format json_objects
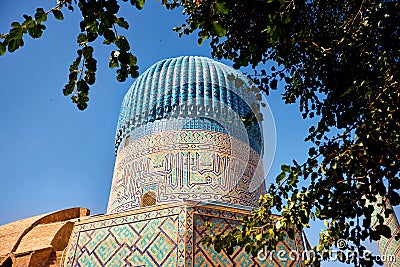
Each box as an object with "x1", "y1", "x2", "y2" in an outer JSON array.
[{"x1": 107, "y1": 56, "x2": 266, "y2": 214}]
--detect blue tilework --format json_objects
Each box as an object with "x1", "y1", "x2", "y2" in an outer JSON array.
[{"x1": 115, "y1": 56, "x2": 263, "y2": 154}]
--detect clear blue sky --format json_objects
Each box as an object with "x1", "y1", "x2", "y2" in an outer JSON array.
[{"x1": 0, "y1": 1, "x2": 394, "y2": 266}]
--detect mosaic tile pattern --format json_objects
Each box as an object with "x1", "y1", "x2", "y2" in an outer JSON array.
[
  {"x1": 65, "y1": 203, "x2": 306, "y2": 267},
  {"x1": 107, "y1": 129, "x2": 265, "y2": 213},
  {"x1": 187, "y1": 205, "x2": 305, "y2": 267},
  {"x1": 116, "y1": 117, "x2": 261, "y2": 155},
  {"x1": 65, "y1": 205, "x2": 186, "y2": 267}
]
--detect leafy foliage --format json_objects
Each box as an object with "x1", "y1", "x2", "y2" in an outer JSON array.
[
  {"x1": 168, "y1": 0, "x2": 399, "y2": 266},
  {"x1": 0, "y1": 0, "x2": 142, "y2": 110},
  {"x1": 1, "y1": 0, "x2": 399, "y2": 266}
]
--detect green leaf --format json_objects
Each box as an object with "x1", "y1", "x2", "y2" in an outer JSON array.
[
  {"x1": 283, "y1": 14, "x2": 291, "y2": 24},
  {"x1": 118, "y1": 51, "x2": 130, "y2": 64},
  {"x1": 35, "y1": 8, "x2": 47, "y2": 23},
  {"x1": 103, "y1": 39, "x2": 113, "y2": 45},
  {"x1": 77, "y1": 33, "x2": 87, "y2": 45},
  {"x1": 201, "y1": 235, "x2": 212, "y2": 246},
  {"x1": 69, "y1": 71, "x2": 78, "y2": 81},
  {"x1": 28, "y1": 23, "x2": 46, "y2": 38},
  {"x1": 71, "y1": 95, "x2": 78, "y2": 103},
  {"x1": 103, "y1": 29, "x2": 116, "y2": 42},
  {"x1": 69, "y1": 59, "x2": 81, "y2": 72},
  {"x1": 276, "y1": 172, "x2": 286, "y2": 184},
  {"x1": 109, "y1": 54, "x2": 119, "y2": 68},
  {"x1": 377, "y1": 225, "x2": 392, "y2": 239},
  {"x1": 389, "y1": 190, "x2": 400, "y2": 205},
  {"x1": 84, "y1": 71, "x2": 96, "y2": 85},
  {"x1": 22, "y1": 16, "x2": 34, "y2": 28},
  {"x1": 7, "y1": 37, "x2": 24, "y2": 52},
  {"x1": 198, "y1": 36, "x2": 207, "y2": 46},
  {"x1": 116, "y1": 17, "x2": 129, "y2": 30},
  {"x1": 137, "y1": 0, "x2": 145, "y2": 9},
  {"x1": 131, "y1": 0, "x2": 145, "y2": 10},
  {"x1": 129, "y1": 54, "x2": 137, "y2": 66},
  {"x1": 115, "y1": 36, "x2": 130, "y2": 50},
  {"x1": 212, "y1": 22, "x2": 226, "y2": 37},
  {"x1": 100, "y1": 11, "x2": 116, "y2": 28},
  {"x1": 215, "y1": 2, "x2": 229, "y2": 15},
  {"x1": 77, "y1": 80, "x2": 89, "y2": 93},
  {"x1": 86, "y1": 32, "x2": 98, "y2": 42},
  {"x1": 11, "y1": 22, "x2": 21, "y2": 28},
  {"x1": 63, "y1": 82, "x2": 75, "y2": 96},
  {"x1": 105, "y1": 0, "x2": 120, "y2": 14},
  {"x1": 52, "y1": 9, "x2": 64, "y2": 20},
  {"x1": 84, "y1": 19, "x2": 98, "y2": 34},
  {"x1": 82, "y1": 46, "x2": 94, "y2": 59},
  {"x1": 77, "y1": 101, "x2": 88, "y2": 111},
  {"x1": 395, "y1": 233, "x2": 400, "y2": 241},
  {"x1": 129, "y1": 66, "x2": 139, "y2": 78},
  {"x1": 281, "y1": 164, "x2": 290, "y2": 172},
  {"x1": 85, "y1": 58, "x2": 97, "y2": 71},
  {"x1": 116, "y1": 65, "x2": 129, "y2": 82},
  {"x1": 0, "y1": 42, "x2": 5, "y2": 55},
  {"x1": 287, "y1": 173, "x2": 298, "y2": 186},
  {"x1": 269, "y1": 79, "x2": 278, "y2": 90},
  {"x1": 9, "y1": 27, "x2": 23, "y2": 38}
]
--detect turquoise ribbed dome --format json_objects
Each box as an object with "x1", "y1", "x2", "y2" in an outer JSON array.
[
  {"x1": 108, "y1": 56, "x2": 266, "y2": 212},
  {"x1": 115, "y1": 56, "x2": 261, "y2": 153}
]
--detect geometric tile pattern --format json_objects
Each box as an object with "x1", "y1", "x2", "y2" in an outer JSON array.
[
  {"x1": 65, "y1": 204, "x2": 186, "y2": 267},
  {"x1": 107, "y1": 128, "x2": 265, "y2": 213},
  {"x1": 65, "y1": 202, "x2": 306, "y2": 267},
  {"x1": 187, "y1": 205, "x2": 305, "y2": 267}
]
